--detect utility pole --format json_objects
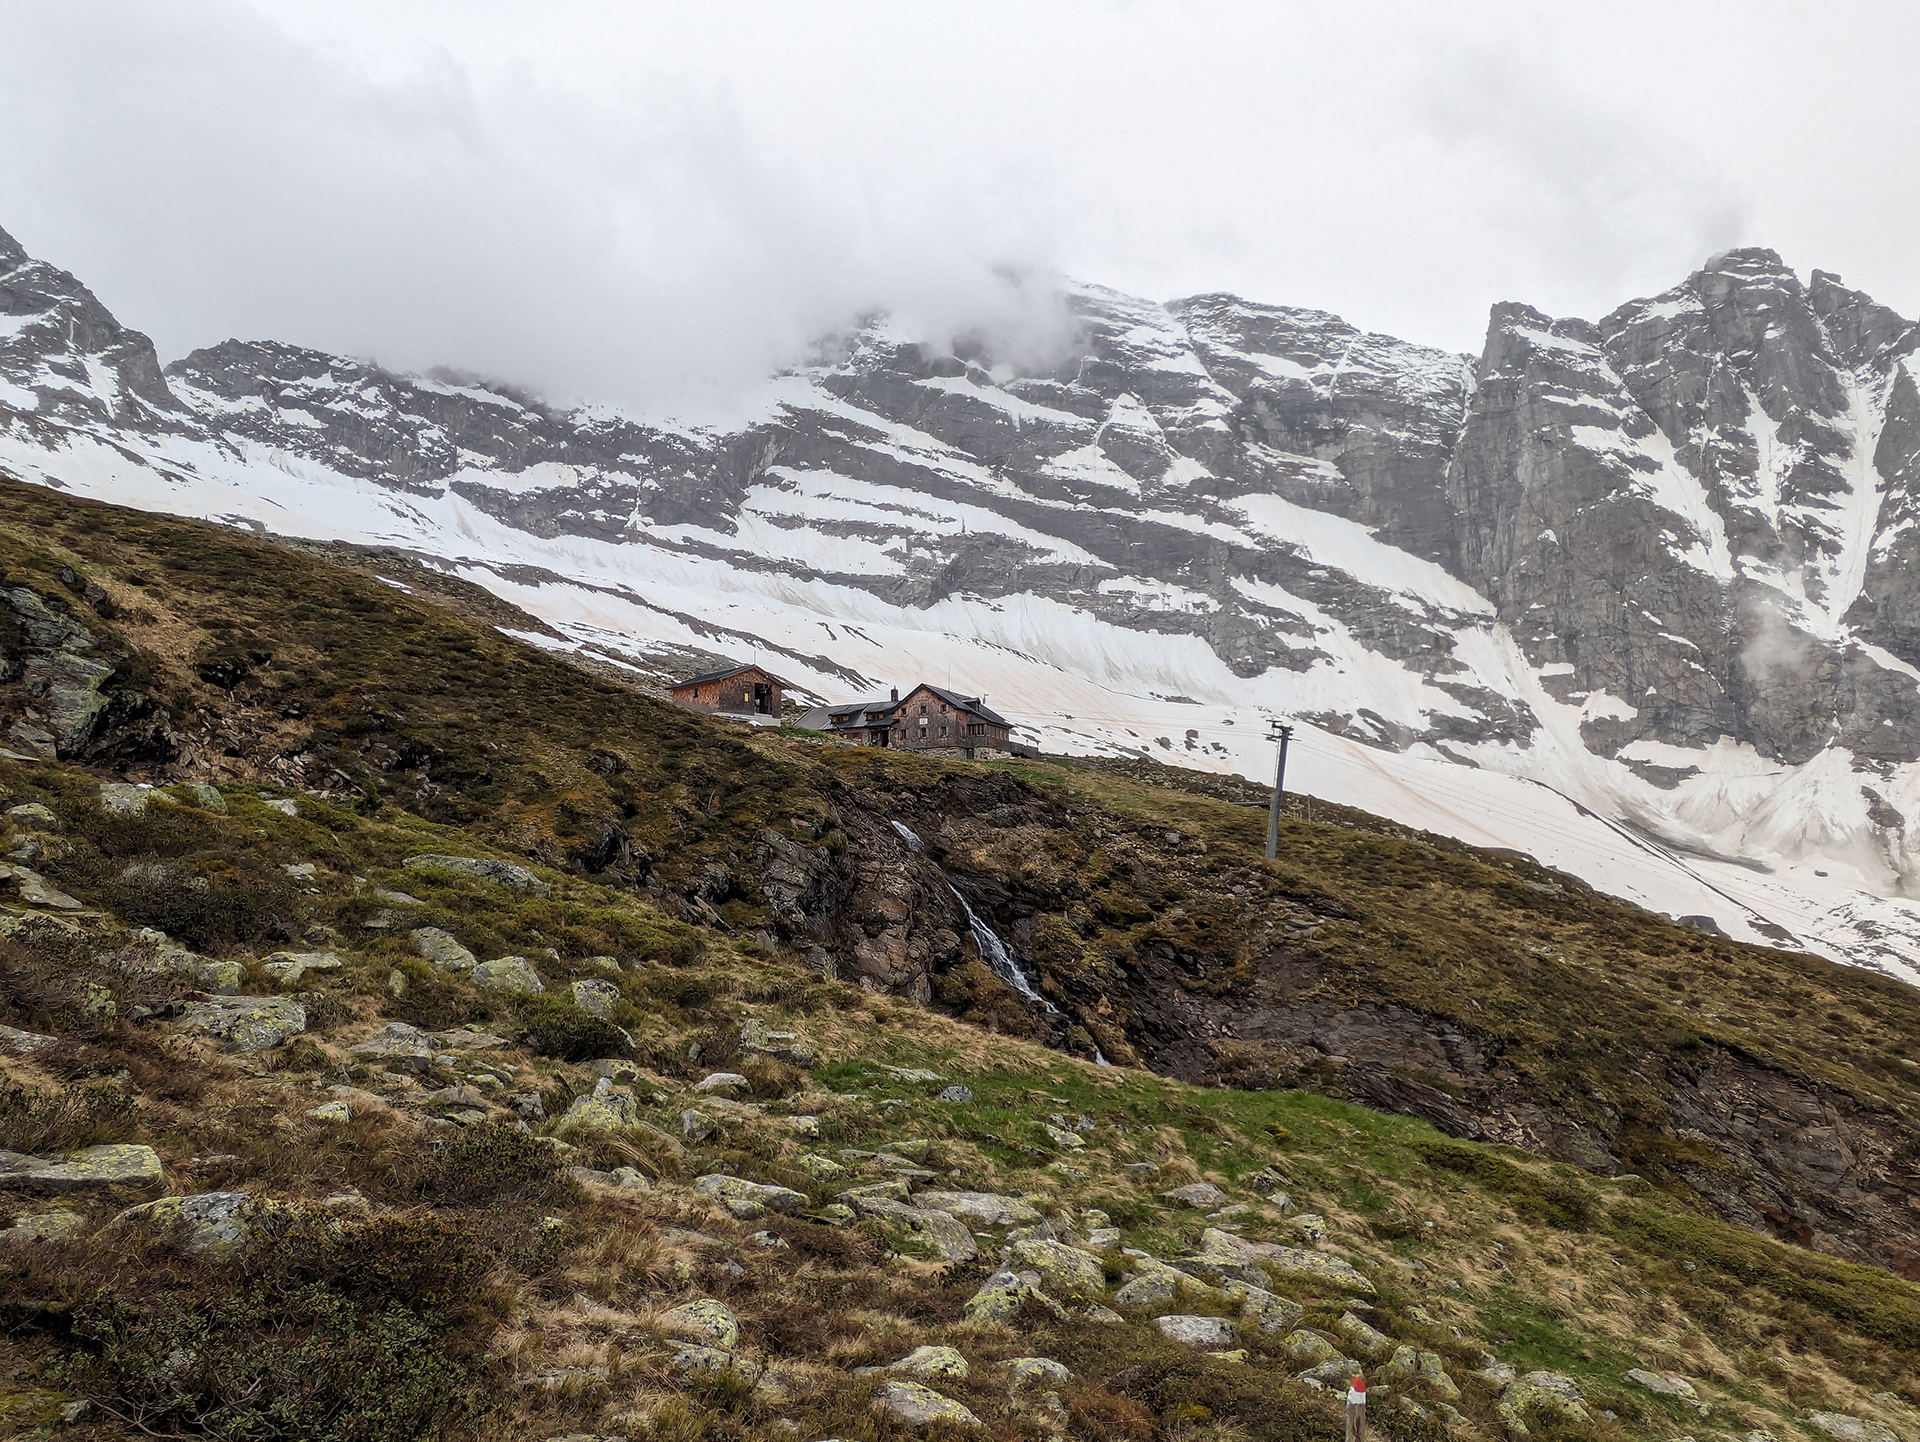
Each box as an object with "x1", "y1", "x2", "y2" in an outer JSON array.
[{"x1": 1265, "y1": 719, "x2": 1294, "y2": 861}]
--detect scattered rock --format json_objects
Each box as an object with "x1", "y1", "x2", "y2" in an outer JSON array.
[
  {"x1": 98, "y1": 782, "x2": 152, "y2": 817},
  {"x1": 307, "y1": 1101, "x2": 353, "y2": 1122},
  {"x1": 0, "y1": 863, "x2": 81, "y2": 910},
  {"x1": 1337, "y1": 1311, "x2": 1394, "y2": 1358},
  {"x1": 1187, "y1": 1228, "x2": 1374, "y2": 1293},
  {"x1": 1009, "y1": 1357, "x2": 1072, "y2": 1389},
  {"x1": 5, "y1": 802, "x2": 60, "y2": 830},
  {"x1": 657, "y1": 1299, "x2": 739, "y2": 1349},
  {"x1": 410, "y1": 927, "x2": 478, "y2": 972},
  {"x1": 1113, "y1": 1269, "x2": 1181, "y2": 1310},
  {"x1": 788, "y1": 1114, "x2": 821, "y2": 1136},
  {"x1": 682, "y1": 1109, "x2": 717, "y2": 1142},
  {"x1": 570, "y1": 978, "x2": 621, "y2": 1018},
  {"x1": 1285, "y1": 1330, "x2": 1343, "y2": 1367},
  {"x1": 695, "y1": 1173, "x2": 810, "y2": 1218},
  {"x1": 1499, "y1": 1372, "x2": 1592, "y2": 1437},
  {"x1": 1223, "y1": 1279, "x2": 1303, "y2": 1334},
  {"x1": 1155, "y1": 1315, "x2": 1240, "y2": 1349},
  {"x1": 403, "y1": 854, "x2": 552, "y2": 897},
  {"x1": 177, "y1": 996, "x2": 306, "y2": 1051},
  {"x1": 173, "y1": 782, "x2": 226, "y2": 813},
  {"x1": 671, "y1": 1342, "x2": 761, "y2": 1384},
  {"x1": 877, "y1": 1065, "x2": 945, "y2": 1083},
  {"x1": 871, "y1": 1380, "x2": 980, "y2": 1430},
  {"x1": 936, "y1": 1085, "x2": 974, "y2": 1103},
  {"x1": 1802, "y1": 1417, "x2": 1899, "y2": 1442},
  {"x1": 1288, "y1": 1212, "x2": 1328, "y2": 1245},
  {"x1": 262, "y1": 798, "x2": 299, "y2": 816},
  {"x1": 891, "y1": 1345, "x2": 969, "y2": 1381},
  {"x1": 1007, "y1": 1239, "x2": 1107, "y2": 1303},
  {"x1": 912, "y1": 1190, "x2": 1042, "y2": 1227},
  {"x1": 1161, "y1": 1181, "x2": 1227, "y2": 1207},
  {"x1": 1626, "y1": 1369, "x2": 1698, "y2": 1400},
  {"x1": 262, "y1": 950, "x2": 343, "y2": 985},
  {"x1": 694, "y1": 1072, "x2": 749, "y2": 1095},
  {"x1": 2, "y1": 1210, "x2": 85, "y2": 1242},
  {"x1": 1417, "y1": 1350, "x2": 1461, "y2": 1400},
  {"x1": 283, "y1": 862, "x2": 317, "y2": 881},
  {"x1": 0, "y1": 1152, "x2": 161, "y2": 1198},
  {"x1": 107, "y1": 1190, "x2": 283, "y2": 1261},
  {"x1": 439, "y1": 1027, "x2": 508, "y2": 1050},
  {"x1": 350, "y1": 1022, "x2": 432, "y2": 1072},
  {"x1": 964, "y1": 1268, "x2": 1067, "y2": 1323},
  {"x1": 555, "y1": 1079, "x2": 640, "y2": 1137},
  {"x1": 472, "y1": 956, "x2": 545, "y2": 996},
  {"x1": 750, "y1": 1229, "x2": 789, "y2": 1249},
  {"x1": 0, "y1": 1024, "x2": 59, "y2": 1054},
  {"x1": 1042, "y1": 1123, "x2": 1085, "y2": 1150}
]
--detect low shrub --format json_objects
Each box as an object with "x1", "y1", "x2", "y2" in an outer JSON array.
[
  {"x1": 421, "y1": 1121, "x2": 565, "y2": 1204},
  {"x1": 58, "y1": 1282, "x2": 487, "y2": 1442},
  {"x1": 0, "y1": 1079, "x2": 140, "y2": 1153},
  {"x1": 518, "y1": 994, "x2": 633, "y2": 1061}
]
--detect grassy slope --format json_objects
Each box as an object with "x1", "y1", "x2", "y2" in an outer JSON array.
[
  {"x1": 1, "y1": 478, "x2": 1918, "y2": 1437},
  {"x1": 3, "y1": 755, "x2": 1920, "y2": 1442}
]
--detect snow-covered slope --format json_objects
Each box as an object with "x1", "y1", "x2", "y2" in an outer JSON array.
[{"x1": 6, "y1": 223, "x2": 1920, "y2": 976}]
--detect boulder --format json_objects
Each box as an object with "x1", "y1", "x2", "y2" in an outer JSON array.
[
  {"x1": 2, "y1": 1210, "x2": 85, "y2": 1242},
  {"x1": 5, "y1": 803, "x2": 60, "y2": 830},
  {"x1": 846, "y1": 1193, "x2": 979, "y2": 1261},
  {"x1": 1113, "y1": 1270, "x2": 1180, "y2": 1310},
  {"x1": 1187, "y1": 1228, "x2": 1373, "y2": 1293},
  {"x1": 403, "y1": 854, "x2": 552, "y2": 897},
  {"x1": 0, "y1": 1024, "x2": 59, "y2": 1054},
  {"x1": 307, "y1": 1101, "x2": 353, "y2": 1123},
  {"x1": 1417, "y1": 1350, "x2": 1461, "y2": 1400},
  {"x1": 656, "y1": 1299, "x2": 739, "y2": 1349},
  {"x1": 1042, "y1": 1124, "x2": 1085, "y2": 1150},
  {"x1": 262, "y1": 951, "x2": 343, "y2": 985},
  {"x1": 693, "y1": 1072, "x2": 749, "y2": 1095},
  {"x1": 1284, "y1": 1330, "x2": 1342, "y2": 1366},
  {"x1": 671, "y1": 1343, "x2": 762, "y2": 1384},
  {"x1": 0, "y1": 864, "x2": 81, "y2": 910},
  {"x1": 1161, "y1": 1181, "x2": 1226, "y2": 1207},
  {"x1": 0, "y1": 1143, "x2": 163, "y2": 1194},
  {"x1": 173, "y1": 782, "x2": 227, "y2": 813},
  {"x1": 410, "y1": 927, "x2": 477, "y2": 972},
  {"x1": 1007, "y1": 1239, "x2": 1107, "y2": 1303},
  {"x1": 472, "y1": 956, "x2": 544, "y2": 995},
  {"x1": 98, "y1": 782, "x2": 151, "y2": 817},
  {"x1": 871, "y1": 1380, "x2": 980, "y2": 1430},
  {"x1": 350, "y1": 1022, "x2": 432, "y2": 1072},
  {"x1": 681, "y1": 1109, "x2": 716, "y2": 1142},
  {"x1": 178, "y1": 996, "x2": 306, "y2": 1052},
  {"x1": 911, "y1": 1190, "x2": 1042, "y2": 1227},
  {"x1": 1803, "y1": 1416, "x2": 1900, "y2": 1442},
  {"x1": 1223, "y1": 1280, "x2": 1303, "y2": 1335},
  {"x1": 1626, "y1": 1369, "x2": 1698, "y2": 1400},
  {"x1": 107, "y1": 1190, "x2": 283, "y2": 1261},
  {"x1": 694, "y1": 1173, "x2": 810, "y2": 1218},
  {"x1": 936, "y1": 1085, "x2": 974, "y2": 1103},
  {"x1": 1009, "y1": 1357, "x2": 1072, "y2": 1389},
  {"x1": 964, "y1": 1268, "x2": 1068, "y2": 1323},
  {"x1": 1337, "y1": 1311, "x2": 1394, "y2": 1358},
  {"x1": 555, "y1": 1079, "x2": 640, "y2": 1137},
  {"x1": 1155, "y1": 1315, "x2": 1239, "y2": 1349},
  {"x1": 1499, "y1": 1372, "x2": 1592, "y2": 1437},
  {"x1": 262, "y1": 799, "x2": 299, "y2": 816},
  {"x1": 891, "y1": 1345, "x2": 968, "y2": 1381},
  {"x1": 570, "y1": 978, "x2": 621, "y2": 1018}
]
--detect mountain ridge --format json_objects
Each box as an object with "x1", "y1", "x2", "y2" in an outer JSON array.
[{"x1": 4, "y1": 224, "x2": 1919, "y2": 975}]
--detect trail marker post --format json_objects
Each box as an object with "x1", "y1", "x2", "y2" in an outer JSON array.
[
  {"x1": 1265, "y1": 719, "x2": 1294, "y2": 861},
  {"x1": 1345, "y1": 1376, "x2": 1367, "y2": 1442}
]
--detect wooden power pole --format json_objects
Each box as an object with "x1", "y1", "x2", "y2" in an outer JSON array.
[{"x1": 1265, "y1": 720, "x2": 1294, "y2": 861}]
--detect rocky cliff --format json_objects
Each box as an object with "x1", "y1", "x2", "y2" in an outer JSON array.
[{"x1": 5, "y1": 225, "x2": 1920, "y2": 972}]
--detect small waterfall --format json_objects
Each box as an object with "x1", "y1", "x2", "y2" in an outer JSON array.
[{"x1": 892, "y1": 821, "x2": 1059, "y2": 1014}]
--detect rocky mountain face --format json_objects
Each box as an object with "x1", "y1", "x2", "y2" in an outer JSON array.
[{"x1": 5, "y1": 224, "x2": 1920, "y2": 971}]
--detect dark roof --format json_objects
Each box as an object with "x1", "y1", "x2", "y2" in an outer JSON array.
[
  {"x1": 912, "y1": 684, "x2": 1011, "y2": 726},
  {"x1": 676, "y1": 664, "x2": 784, "y2": 688}
]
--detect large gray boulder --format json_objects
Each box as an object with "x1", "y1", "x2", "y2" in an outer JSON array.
[
  {"x1": 403, "y1": 854, "x2": 552, "y2": 897},
  {"x1": 178, "y1": 996, "x2": 306, "y2": 1051},
  {"x1": 0, "y1": 1144, "x2": 164, "y2": 1193},
  {"x1": 471, "y1": 956, "x2": 544, "y2": 995}
]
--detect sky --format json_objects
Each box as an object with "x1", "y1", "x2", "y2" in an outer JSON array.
[{"x1": 3, "y1": 0, "x2": 1916, "y2": 417}]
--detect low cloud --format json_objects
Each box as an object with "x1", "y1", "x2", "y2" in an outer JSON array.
[{"x1": 0, "y1": 2, "x2": 1072, "y2": 419}]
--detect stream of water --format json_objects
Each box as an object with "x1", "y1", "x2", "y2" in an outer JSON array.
[{"x1": 891, "y1": 820, "x2": 1057, "y2": 1012}]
